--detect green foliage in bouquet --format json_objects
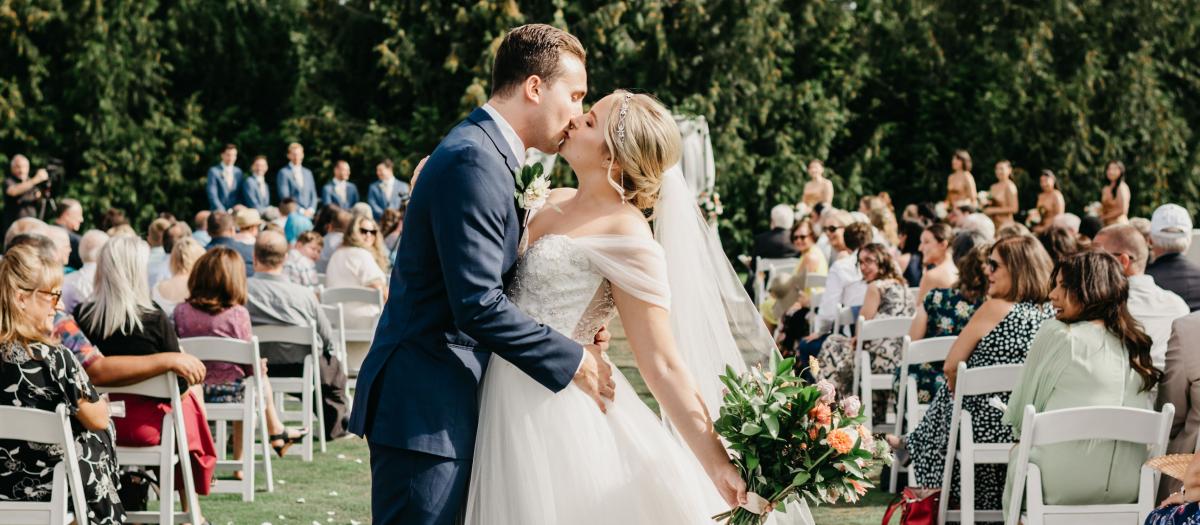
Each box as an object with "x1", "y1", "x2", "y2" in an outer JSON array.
[{"x1": 712, "y1": 354, "x2": 892, "y2": 524}]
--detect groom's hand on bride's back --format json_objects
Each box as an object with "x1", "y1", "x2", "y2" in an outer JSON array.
[{"x1": 574, "y1": 326, "x2": 616, "y2": 413}]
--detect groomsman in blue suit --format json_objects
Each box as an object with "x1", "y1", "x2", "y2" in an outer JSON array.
[
  {"x1": 239, "y1": 155, "x2": 272, "y2": 212},
  {"x1": 321, "y1": 160, "x2": 360, "y2": 209},
  {"x1": 366, "y1": 158, "x2": 410, "y2": 221},
  {"x1": 276, "y1": 142, "x2": 318, "y2": 216},
  {"x1": 205, "y1": 143, "x2": 242, "y2": 211}
]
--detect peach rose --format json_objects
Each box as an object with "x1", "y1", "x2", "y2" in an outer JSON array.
[
  {"x1": 826, "y1": 428, "x2": 855, "y2": 455},
  {"x1": 808, "y1": 403, "x2": 833, "y2": 427}
]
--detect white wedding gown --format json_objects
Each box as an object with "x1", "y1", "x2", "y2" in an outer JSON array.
[{"x1": 464, "y1": 233, "x2": 735, "y2": 524}]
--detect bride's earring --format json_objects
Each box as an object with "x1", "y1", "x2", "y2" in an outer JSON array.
[{"x1": 605, "y1": 159, "x2": 625, "y2": 200}]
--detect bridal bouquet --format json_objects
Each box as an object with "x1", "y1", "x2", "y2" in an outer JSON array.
[{"x1": 712, "y1": 355, "x2": 892, "y2": 525}]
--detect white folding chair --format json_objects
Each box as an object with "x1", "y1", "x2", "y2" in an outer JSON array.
[
  {"x1": 803, "y1": 273, "x2": 827, "y2": 291},
  {"x1": 889, "y1": 335, "x2": 956, "y2": 491},
  {"x1": 254, "y1": 324, "x2": 326, "y2": 459},
  {"x1": 938, "y1": 362, "x2": 1024, "y2": 525},
  {"x1": 832, "y1": 305, "x2": 856, "y2": 337},
  {"x1": 0, "y1": 405, "x2": 89, "y2": 525},
  {"x1": 1006, "y1": 404, "x2": 1174, "y2": 525},
  {"x1": 753, "y1": 256, "x2": 800, "y2": 306},
  {"x1": 908, "y1": 286, "x2": 922, "y2": 309},
  {"x1": 319, "y1": 286, "x2": 383, "y2": 344},
  {"x1": 853, "y1": 316, "x2": 915, "y2": 435},
  {"x1": 98, "y1": 372, "x2": 201, "y2": 525},
  {"x1": 179, "y1": 336, "x2": 273, "y2": 500},
  {"x1": 320, "y1": 303, "x2": 352, "y2": 402}
]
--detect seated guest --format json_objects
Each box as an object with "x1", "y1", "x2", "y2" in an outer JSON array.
[
  {"x1": 45, "y1": 226, "x2": 74, "y2": 274},
  {"x1": 1094, "y1": 224, "x2": 1188, "y2": 367},
  {"x1": 234, "y1": 208, "x2": 262, "y2": 246},
  {"x1": 367, "y1": 158, "x2": 409, "y2": 221},
  {"x1": 191, "y1": 210, "x2": 211, "y2": 246},
  {"x1": 916, "y1": 223, "x2": 957, "y2": 304},
  {"x1": 773, "y1": 217, "x2": 829, "y2": 349},
  {"x1": 206, "y1": 211, "x2": 254, "y2": 277},
  {"x1": 1079, "y1": 215, "x2": 1104, "y2": 243},
  {"x1": 325, "y1": 213, "x2": 390, "y2": 327},
  {"x1": 1157, "y1": 311, "x2": 1200, "y2": 501},
  {"x1": 1037, "y1": 224, "x2": 1081, "y2": 265},
  {"x1": 1002, "y1": 251, "x2": 1161, "y2": 518},
  {"x1": 995, "y1": 222, "x2": 1031, "y2": 240},
  {"x1": 897, "y1": 235, "x2": 1055, "y2": 513},
  {"x1": 149, "y1": 220, "x2": 191, "y2": 289},
  {"x1": 0, "y1": 244, "x2": 126, "y2": 523},
  {"x1": 321, "y1": 160, "x2": 360, "y2": 209},
  {"x1": 901, "y1": 242, "x2": 991, "y2": 405},
  {"x1": 246, "y1": 231, "x2": 349, "y2": 439},
  {"x1": 316, "y1": 207, "x2": 351, "y2": 273},
  {"x1": 75, "y1": 235, "x2": 218, "y2": 499},
  {"x1": 897, "y1": 219, "x2": 925, "y2": 287},
  {"x1": 146, "y1": 218, "x2": 172, "y2": 273},
  {"x1": 794, "y1": 221, "x2": 871, "y2": 378},
  {"x1": 1147, "y1": 421, "x2": 1200, "y2": 524},
  {"x1": 53, "y1": 198, "x2": 84, "y2": 269},
  {"x1": 152, "y1": 237, "x2": 205, "y2": 318},
  {"x1": 380, "y1": 208, "x2": 404, "y2": 254},
  {"x1": 62, "y1": 229, "x2": 110, "y2": 313},
  {"x1": 283, "y1": 231, "x2": 322, "y2": 288},
  {"x1": 4, "y1": 216, "x2": 47, "y2": 250},
  {"x1": 172, "y1": 248, "x2": 307, "y2": 458},
  {"x1": 1147, "y1": 204, "x2": 1200, "y2": 311},
  {"x1": 816, "y1": 243, "x2": 914, "y2": 407},
  {"x1": 1053, "y1": 212, "x2": 1082, "y2": 235},
  {"x1": 745, "y1": 204, "x2": 801, "y2": 291},
  {"x1": 958, "y1": 212, "x2": 996, "y2": 241}
]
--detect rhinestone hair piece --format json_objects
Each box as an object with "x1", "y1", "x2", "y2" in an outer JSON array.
[{"x1": 615, "y1": 92, "x2": 634, "y2": 145}]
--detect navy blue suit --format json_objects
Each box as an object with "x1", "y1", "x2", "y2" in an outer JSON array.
[
  {"x1": 239, "y1": 174, "x2": 271, "y2": 212},
  {"x1": 206, "y1": 165, "x2": 243, "y2": 211},
  {"x1": 321, "y1": 180, "x2": 360, "y2": 209},
  {"x1": 276, "y1": 165, "x2": 318, "y2": 212},
  {"x1": 349, "y1": 108, "x2": 583, "y2": 524},
  {"x1": 367, "y1": 178, "x2": 410, "y2": 220},
  {"x1": 206, "y1": 236, "x2": 255, "y2": 277}
]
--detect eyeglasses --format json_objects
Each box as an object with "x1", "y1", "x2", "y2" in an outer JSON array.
[
  {"x1": 824, "y1": 225, "x2": 843, "y2": 234},
  {"x1": 987, "y1": 258, "x2": 1002, "y2": 273},
  {"x1": 21, "y1": 288, "x2": 62, "y2": 306},
  {"x1": 359, "y1": 228, "x2": 378, "y2": 236}
]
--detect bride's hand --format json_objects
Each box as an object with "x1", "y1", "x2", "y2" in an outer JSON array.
[{"x1": 708, "y1": 460, "x2": 749, "y2": 509}]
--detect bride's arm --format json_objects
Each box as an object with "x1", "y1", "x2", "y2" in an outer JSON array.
[{"x1": 611, "y1": 286, "x2": 748, "y2": 508}]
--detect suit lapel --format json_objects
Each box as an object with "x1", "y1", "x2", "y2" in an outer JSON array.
[{"x1": 467, "y1": 107, "x2": 525, "y2": 234}]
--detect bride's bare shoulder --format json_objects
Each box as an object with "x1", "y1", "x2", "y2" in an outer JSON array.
[{"x1": 599, "y1": 205, "x2": 653, "y2": 239}]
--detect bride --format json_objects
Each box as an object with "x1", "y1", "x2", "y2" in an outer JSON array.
[{"x1": 464, "y1": 91, "x2": 795, "y2": 524}]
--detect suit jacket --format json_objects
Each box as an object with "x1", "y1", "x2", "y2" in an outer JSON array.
[
  {"x1": 206, "y1": 164, "x2": 243, "y2": 211},
  {"x1": 367, "y1": 178, "x2": 410, "y2": 220},
  {"x1": 275, "y1": 165, "x2": 318, "y2": 211},
  {"x1": 321, "y1": 180, "x2": 360, "y2": 209},
  {"x1": 1157, "y1": 312, "x2": 1200, "y2": 499},
  {"x1": 348, "y1": 107, "x2": 583, "y2": 459},
  {"x1": 207, "y1": 236, "x2": 255, "y2": 277},
  {"x1": 1147, "y1": 253, "x2": 1200, "y2": 312},
  {"x1": 239, "y1": 174, "x2": 271, "y2": 211}
]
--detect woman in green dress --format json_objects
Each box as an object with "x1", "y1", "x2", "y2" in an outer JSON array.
[{"x1": 1003, "y1": 251, "x2": 1163, "y2": 518}]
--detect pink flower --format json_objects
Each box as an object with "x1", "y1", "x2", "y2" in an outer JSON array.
[
  {"x1": 808, "y1": 403, "x2": 833, "y2": 427},
  {"x1": 840, "y1": 396, "x2": 862, "y2": 418},
  {"x1": 856, "y1": 425, "x2": 875, "y2": 449},
  {"x1": 816, "y1": 379, "x2": 837, "y2": 404}
]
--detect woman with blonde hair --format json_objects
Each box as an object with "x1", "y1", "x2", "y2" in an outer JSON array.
[
  {"x1": 0, "y1": 245, "x2": 125, "y2": 523},
  {"x1": 325, "y1": 212, "x2": 390, "y2": 328},
  {"x1": 152, "y1": 236, "x2": 206, "y2": 316}
]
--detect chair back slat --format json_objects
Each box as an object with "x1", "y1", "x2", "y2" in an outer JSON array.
[
  {"x1": 857, "y1": 316, "x2": 915, "y2": 342},
  {"x1": 803, "y1": 273, "x2": 826, "y2": 290},
  {"x1": 95, "y1": 372, "x2": 177, "y2": 398},
  {"x1": 955, "y1": 363, "x2": 1024, "y2": 397},
  {"x1": 179, "y1": 337, "x2": 259, "y2": 366},
  {"x1": 0, "y1": 406, "x2": 68, "y2": 446},
  {"x1": 253, "y1": 325, "x2": 315, "y2": 346},
  {"x1": 1028, "y1": 405, "x2": 1174, "y2": 448},
  {"x1": 320, "y1": 287, "x2": 383, "y2": 307},
  {"x1": 905, "y1": 336, "x2": 956, "y2": 364}
]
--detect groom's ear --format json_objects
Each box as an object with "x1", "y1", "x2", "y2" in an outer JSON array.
[{"x1": 522, "y1": 75, "x2": 545, "y2": 104}]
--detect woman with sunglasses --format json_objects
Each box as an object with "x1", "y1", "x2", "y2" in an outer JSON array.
[
  {"x1": 0, "y1": 244, "x2": 125, "y2": 523},
  {"x1": 325, "y1": 213, "x2": 390, "y2": 329}
]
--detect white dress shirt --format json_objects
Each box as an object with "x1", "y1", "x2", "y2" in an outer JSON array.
[
  {"x1": 1128, "y1": 274, "x2": 1189, "y2": 368},
  {"x1": 291, "y1": 164, "x2": 305, "y2": 189},
  {"x1": 335, "y1": 180, "x2": 347, "y2": 202},
  {"x1": 817, "y1": 250, "x2": 867, "y2": 327},
  {"x1": 481, "y1": 103, "x2": 526, "y2": 166},
  {"x1": 381, "y1": 176, "x2": 394, "y2": 198},
  {"x1": 222, "y1": 164, "x2": 236, "y2": 190},
  {"x1": 253, "y1": 174, "x2": 267, "y2": 198}
]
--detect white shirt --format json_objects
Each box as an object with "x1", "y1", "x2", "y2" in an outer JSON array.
[
  {"x1": 253, "y1": 174, "x2": 268, "y2": 198},
  {"x1": 222, "y1": 164, "x2": 235, "y2": 189},
  {"x1": 335, "y1": 180, "x2": 347, "y2": 202},
  {"x1": 481, "y1": 103, "x2": 526, "y2": 166},
  {"x1": 817, "y1": 250, "x2": 867, "y2": 325},
  {"x1": 380, "y1": 175, "x2": 394, "y2": 197},
  {"x1": 1127, "y1": 274, "x2": 1189, "y2": 368},
  {"x1": 291, "y1": 164, "x2": 305, "y2": 189},
  {"x1": 62, "y1": 263, "x2": 97, "y2": 314}
]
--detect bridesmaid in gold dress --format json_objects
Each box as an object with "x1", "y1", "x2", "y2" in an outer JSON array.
[
  {"x1": 1100, "y1": 160, "x2": 1130, "y2": 225},
  {"x1": 983, "y1": 159, "x2": 1019, "y2": 228},
  {"x1": 945, "y1": 149, "x2": 978, "y2": 208},
  {"x1": 1032, "y1": 169, "x2": 1065, "y2": 233},
  {"x1": 802, "y1": 159, "x2": 834, "y2": 208}
]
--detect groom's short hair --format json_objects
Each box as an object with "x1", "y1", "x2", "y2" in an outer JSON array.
[{"x1": 491, "y1": 24, "x2": 586, "y2": 99}]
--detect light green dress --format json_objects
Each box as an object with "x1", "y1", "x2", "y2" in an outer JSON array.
[{"x1": 1001, "y1": 319, "x2": 1153, "y2": 517}]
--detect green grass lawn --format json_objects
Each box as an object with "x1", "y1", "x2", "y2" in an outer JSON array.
[{"x1": 199, "y1": 319, "x2": 892, "y2": 523}]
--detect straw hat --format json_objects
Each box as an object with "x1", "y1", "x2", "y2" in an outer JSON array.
[
  {"x1": 1147, "y1": 454, "x2": 1193, "y2": 481},
  {"x1": 235, "y1": 208, "x2": 263, "y2": 231}
]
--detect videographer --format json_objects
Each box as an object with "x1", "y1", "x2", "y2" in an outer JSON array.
[{"x1": 4, "y1": 154, "x2": 48, "y2": 231}]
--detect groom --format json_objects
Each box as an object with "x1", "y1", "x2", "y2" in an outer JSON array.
[{"x1": 349, "y1": 25, "x2": 614, "y2": 524}]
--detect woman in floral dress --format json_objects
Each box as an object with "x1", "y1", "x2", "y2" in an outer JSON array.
[{"x1": 0, "y1": 244, "x2": 125, "y2": 524}]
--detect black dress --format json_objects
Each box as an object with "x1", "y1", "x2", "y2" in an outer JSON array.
[{"x1": 0, "y1": 341, "x2": 126, "y2": 524}]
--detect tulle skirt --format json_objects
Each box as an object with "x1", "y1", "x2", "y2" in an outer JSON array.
[{"x1": 464, "y1": 357, "x2": 728, "y2": 524}]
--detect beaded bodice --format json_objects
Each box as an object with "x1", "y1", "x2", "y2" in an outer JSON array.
[{"x1": 509, "y1": 235, "x2": 616, "y2": 345}]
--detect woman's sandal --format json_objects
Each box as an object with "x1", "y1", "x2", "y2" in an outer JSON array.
[{"x1": 270, "y1": 428, "x2": 310, "y2": 458}]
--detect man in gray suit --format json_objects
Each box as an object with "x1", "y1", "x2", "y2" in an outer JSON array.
[{"x1": 1158, "y1": 311, "x2": 1200, "y2": 500}]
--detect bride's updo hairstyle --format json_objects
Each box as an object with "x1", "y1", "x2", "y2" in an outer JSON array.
[{"x1": 603, "y1": 90, "x2": 682, "y2": 211}]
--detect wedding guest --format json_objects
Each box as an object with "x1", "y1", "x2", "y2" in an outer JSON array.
[
  {"x1": 44, "y1": 225, "x2": 73, "y2": 271},
  {"x1": 902, "y1": 235, "x2": 1055, "y2": 513},
  {"x1": 1037, "y1": 224, "x2": 1081, "y2": 265},
  {"x1": 99, "y1": 208, "x2": 129, "y2": 234},
  {"x1": 4, "y1": 216, "x2": 46, "y2": 250},
  {"x1": 234, "y1": 208, "x2": 262, "y2": 246},
  {"x1": 995, "y1": 222, "x2": 1031, "y2": 240},
  {"x1": 149, "y1": 221, "x2": 189, "y2": 289},
  {"x1": 868, "y1": 206, "x2": 899, "y2": 247},
  {"x1": 984, "y1": 160, "x2": 1019, "y2": 229},
  {"x1": 898, "y1": 220, "x2": 925, "y2": 287},
  {"x1": 1052, "y1": 212, "x2": 1082, "y2": 234},
  {"x1": 173, "y1": 248, "x2": 307, "y2": 459},
  {"x1": 959, "y1": 212, "x2": 997, "y2": 241},
  {"x1": 1002, "y1": 251, "x2": 1161, "y2": 518},
  {"x1": 1094, "y1": 224, "x2": 1188, "y2": 367},
  {"x1": 151, "y1": 237, "x2": 205, "y2": 316},
  {"x1": 1131, "y1": 217, "x2": 1153, "y2": 247},
  {"x1": 1032, "y1": 170, "x2": 1065, "y2": 233},
  {"x1": 276, "y1": 143, "x2": 318, "y2": 217},
  {"x1": 1100, "y1": 160, "x2": 1131, "y2": 226},
  {"x1": 62, "y1": 229, "x2": 110, "y2": 313},
  {"x1": 1146, "y1": 451, "x2": 1200, "y2": 524},
  {"x1": 380, "y1": 208, "x2": 404, "y2": 254},
  {"x1": 316, "y1": 207, "x2": 352, "y2": 273},
  {"x1": 53, "y1": 198, "x2": 84, "y2": 269},
  {"x1": 367, "y1": 159, "x2": 409, "y2": 221},
  {"x1": 1157, "y1": 312, "x2": 1200, "y2": 501},
  {"x1": 945, "y1": 149, "x2": 978, "y2": 208},
  {"x1": 192, "y1": 210, "x2": 211, "y2": 246},
  {"x1": 801, "y1": 159, "x2": 834, "y2": 208},
  {"x1": 1079, "y1": 215, "x2": 1103, "y2": 243},
  {"x1": 1147, "y1": 204, "x2": 1200, "y2": 311},
  {"x1": 75, "y1": 235, "x2": 218, "y2": 500},
  {"x1": 321, "y1": 160, "x2": 360, "y2": 209},
  {"x1": 282, "y1": 197, "x2": 314, "y2": 243},
  {"x1": 0, "y1": 244, "x2": 125, "y2": 524},
  {"x1": 283, "y1": 230, "x2": 322, "y2": 288},
  {"x1": 206, "y1": 211, "x2": 254, "y2": 277},
  {"x1": 246, "y1": 231, "x2": 349, "y2": 438},
  {"x1": 239, "y1": 155, "x2": 272, "y2": 212},
  {"x1": 325, "y1": 214, "x2": 390, "y2": 326},
  {"x1": 795, "y1": 221, "x2": 872, "y2": 377},
  {"x1": 773, "y1": 217, "x2": 829, "y2": 325},
  {"x1": 206, "y1": 144, "x2": 242, "y2": 212},
  {"x1": 916, "y1": 223, "x2": 957, "y2": 303},
  {"x1": 146, "y1": 218, "x2": 172, "y2": 273},
  {"x1": 746, "y1": 204, "x2": 800, "y2": 291}
]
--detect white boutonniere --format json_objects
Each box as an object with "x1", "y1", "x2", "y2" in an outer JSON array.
[{"x1": 515, "y1": 162, "x2": 551, "y2": 212}]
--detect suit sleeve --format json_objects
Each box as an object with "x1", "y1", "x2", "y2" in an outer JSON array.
[
  {"x1": 205, "y1": 170, "x2": 224, "y2": 211},
  {"x1": 367, "y1": 185, "x2": 385, "y2": 219},
  {"x1": 428, "y1": 148, "x2": 583, "y2": 393},
  {"x1": 275, "y1": 169, "x2": 291, "y2": 201},
  {"x1": 1158, "y1": 318, "x2": 1192, "y2": 438}
]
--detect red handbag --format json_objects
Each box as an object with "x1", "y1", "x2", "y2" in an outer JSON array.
[{"x1": 881, "y1": 488, "x2": 940, "y2": 525}]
